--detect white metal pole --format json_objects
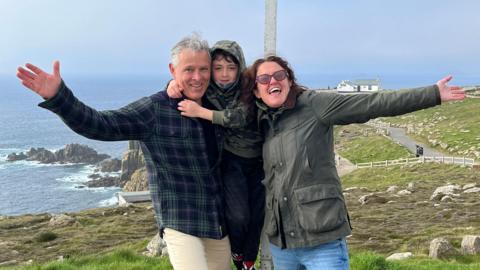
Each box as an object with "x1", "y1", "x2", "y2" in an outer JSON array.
[
  {"x1": 264, "y1": 0, "x2": 277, "y2": 56},
  {"x1": 261, "y1": 2, "x2": 277, "y2": 269}
]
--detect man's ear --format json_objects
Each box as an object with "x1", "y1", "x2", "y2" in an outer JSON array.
[{"x1": 169, "y1": 63, "x2": 176, "y2": 79}]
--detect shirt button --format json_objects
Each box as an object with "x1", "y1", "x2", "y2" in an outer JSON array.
[
  {"x1": 290, "y1": 232, "x2": 295, "y2": 237},
  {"x1": 279, "y1": 162, "x2": 283, "y2": 167},
  {"x1": 283, "y1": 197, "x2": 288, "y2": 201}
]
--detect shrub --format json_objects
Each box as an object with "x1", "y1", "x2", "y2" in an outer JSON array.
[{"x1": 34, "y1": 231, "x2": 58, "y2": 242}]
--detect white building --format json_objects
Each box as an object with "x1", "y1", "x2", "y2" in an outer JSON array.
[{"x1": 337, "y1": 79, "x2": 381, "y2": 92}]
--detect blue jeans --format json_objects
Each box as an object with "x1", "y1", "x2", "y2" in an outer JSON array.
[{"x1": 270, "y1": 238, "x2": 349, "y2": 270}]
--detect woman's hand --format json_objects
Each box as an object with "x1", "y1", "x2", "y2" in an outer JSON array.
[{"x1": 436, "y1": 75, "x2": 465, "y2": 102}]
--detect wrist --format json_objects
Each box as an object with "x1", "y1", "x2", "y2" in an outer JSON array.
[{"x1": 201, "y1": 107, "x2": 213, "y2": 121}]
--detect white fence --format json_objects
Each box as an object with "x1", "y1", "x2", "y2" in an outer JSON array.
[{"x1": 356, "y1": 156, "x2": 476, "y2": 168}]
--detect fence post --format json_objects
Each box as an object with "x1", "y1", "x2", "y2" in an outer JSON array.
[
  {"x1": 385, "y1": 160, "x2": 388, "y2": 166},
  {"x1": 370, "y1": 162, "x2": 373, "y2": 168},
  {"x1": 463, "y1": 156, "x2": 466, "y2": 166}
]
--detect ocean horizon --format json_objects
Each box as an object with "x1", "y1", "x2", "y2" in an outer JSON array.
[{"x1": 1, "y1": 72, "x2": 478, "y2": 216}]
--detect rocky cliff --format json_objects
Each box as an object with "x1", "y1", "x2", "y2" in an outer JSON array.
[{"x1": 121, "y1": 141, "x2": 148, "y2": 192}]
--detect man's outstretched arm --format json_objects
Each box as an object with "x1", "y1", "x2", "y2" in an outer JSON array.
[{"x1": 16, "y1": 61, "x2": 155, "y2": 141}]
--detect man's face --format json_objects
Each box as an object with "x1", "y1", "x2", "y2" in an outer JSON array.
[{"x1": 169, "y1": 49, "x2": 211, "y2": 103}]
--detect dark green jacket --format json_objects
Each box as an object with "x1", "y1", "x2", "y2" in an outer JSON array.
[
  {"x1": 258, "y1": 86, "x2": 441, "y2": 249},
  {"x1": 207, "y1": 40, "x2": 263, "y2": 158}
]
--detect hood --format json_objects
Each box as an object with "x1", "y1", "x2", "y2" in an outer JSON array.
[{"x1": 210, "y1": 40, "x2": 246, "y2": 80}]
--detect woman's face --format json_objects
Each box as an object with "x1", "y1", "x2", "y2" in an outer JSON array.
[
  {"x1": 254, "y1": 61, "x2": 292, "y2": 108},
  {"x1": 212, "y1": 56, "x2": 238, "y2": 86}
]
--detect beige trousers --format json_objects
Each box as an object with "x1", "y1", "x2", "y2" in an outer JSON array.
[{"x1": 163, "y1": 228, "x2": 231, "y2": 270}]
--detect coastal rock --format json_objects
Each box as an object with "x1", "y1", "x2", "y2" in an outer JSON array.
[
  {"x1": 386, "y1": 186, "x2": 399, "y2": 193},
  {"x1": 49, "y1": 214, "x2": 75, "y2": 227},
  {"x1": 440, "y1": 196, "x2": 453, "y2": 202},
  {"x1": 26, "y1": 148, "x2": 56, "y2": 163},
  {"x1": 397, "y1": 190, "x2": 412, "y2": 196},
  {"x1": 463, "y1": 183, "x2": 477, "y2": 190},
  {"x1": 7, "y1": 144, "x2": 110, "y2": 165},
  {"x1": 464, "y1": 187, "x2": 480, "y2": 194},
  {"x1": 98, "y1": 159, "x2": 122, "y2": 172},
  {"x1": 121, "y1": 141, "x2": 148, "y2": 191},
  {"x1": 123, "y1": 168, "x2": 148, "y2": 192},
  {"x1": 0, "y1": 260, "x2": 17, "y2": 267},
  {"x1": 386, "y1": 252, "x2": 413, "y2": 261},
  {"x1": 143, "y1": 233, "x2": 168, "y2": 257},
  {"x1": 55, "y1": 144, "x2": 109, "y2": 164},
  {"x1": 120, "y1": 141, "x2": 145, "y2": 180},
  {"x1": 430, "y1": 185, "x2": 461, "y2": 201},
  {"x1": 86, "y1": 176, "x2": 123, "y2": 188},
  {"x1": 461, "y1": 235, "x2": 480, "y2": 255},
  {"x1": 6, "y1": 152, "x2": 27, "y2": 162},
  {"x1": 407, "y1": 182, "x2": 416, "y2": 192},
  {"x1": 358, "y1": 193, "x2": 388, "y2": 205},
  {"x1": 429, "y1": 238, "x2": 457, "y2": 259}
]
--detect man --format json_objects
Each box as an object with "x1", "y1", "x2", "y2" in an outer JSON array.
[{"x1": 16, "y1": 34, "x2": 230, "y2": 270}]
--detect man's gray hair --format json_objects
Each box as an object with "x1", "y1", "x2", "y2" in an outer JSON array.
[{"x1": 171, "y1": 33, "x2": 210, "y2": 68}]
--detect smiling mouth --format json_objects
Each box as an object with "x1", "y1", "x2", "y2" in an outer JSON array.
[
  {"x1": 191, "y1": 84, "x2": 203, "y2": 90},
  {"x1": 268, "y1": 87, "x2": 281, "y2": 94}
]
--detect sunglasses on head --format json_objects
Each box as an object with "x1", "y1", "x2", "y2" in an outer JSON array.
[{"x1": 256, "y1": 70, "x2": 288, "y2": 85}]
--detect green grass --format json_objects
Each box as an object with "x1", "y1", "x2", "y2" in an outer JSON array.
[
  {"x1": 350, "y1": 251, "x2": 480, "y2": 270},
  {"x1": 342, "y1": 163, "x2": 480, "y2": 258},
  {"x1": 335, "y1": 124, "x2": 412, "y2": 163},
  {"x1": 5, "y1": 249, "x2": 172, "y2": 270},
  {"x1": 379, "y1": 98, "x2": 480, "y2": 158},
  {"x1": 0, "y1": 204, "x2": 158, "y2": 266},
  {"x1": 4, "y1": 249, "x2": 480, "y2": 270},
  {"x1": 33, "y1": 232, "x2": 58, "y2": 243},
  {"x1": 341, "y1": 163, "x2": 477, "y2": 190}
]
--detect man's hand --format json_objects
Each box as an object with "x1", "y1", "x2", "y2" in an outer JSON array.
[
  {"x1": 16, "y1": 61, "x2": 62, "y2": 99},
  {"x1": 166, "y1": 80, "x2": 183, "y2": 98},
  {"x1": 437, "y1": 75, "x2": 465, "y2": 102},
  {"x1": 178, "y1": 100, "x2": 213, "y2": 121}
]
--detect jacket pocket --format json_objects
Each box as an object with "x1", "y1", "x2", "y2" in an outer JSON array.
[
  {"x1": 294, "y1": 184, "x2": 346, "y2": 233},
  {"x1": 263, "y1": 194, "x2": 278, "y2": 237}
]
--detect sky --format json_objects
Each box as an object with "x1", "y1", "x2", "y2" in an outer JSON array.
[{"x1": 1, "y1": 0, "x2": 479, "y2": 87}]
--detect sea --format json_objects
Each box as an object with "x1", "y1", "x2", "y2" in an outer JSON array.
[{"x1": 0, "y1": 72, "x2": 477, "y2": 216}]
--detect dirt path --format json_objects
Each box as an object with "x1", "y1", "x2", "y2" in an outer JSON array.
[{"x1": 336, "y1": 155, "x2": 357, "y2": 176}]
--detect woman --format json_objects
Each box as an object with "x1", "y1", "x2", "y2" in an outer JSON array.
[
  {"x1": 241, "y1": 55, "x2": 465, "y2": 270},
  {"x1": 167, "y1": 40, "x2": 264, "y2": 270}
]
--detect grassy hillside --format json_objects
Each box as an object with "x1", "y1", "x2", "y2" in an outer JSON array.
[
  {"x1": 342, "y1": 164, "x2": 479, "y2": 257},
  {"x1": 1, "y1": 164, "x2": 479, "y2": 269},
  {"x1": 379, "y1": 98, "x2": 480, "y2": 158},
  {"x1": 0, "y1": 204, "x2": 158, "y2": 267},
  {"x1": 335, "y1": 124, "x2": 412, "y2": 163}
]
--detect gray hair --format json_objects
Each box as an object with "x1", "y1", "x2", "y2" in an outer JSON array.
[{"x1": 170, "y1": 33, "x2": 210, "y2": 68}]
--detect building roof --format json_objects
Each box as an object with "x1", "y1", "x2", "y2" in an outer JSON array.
[{"x1": 354, "y1": 79, "x2": 380, "y2": 86}]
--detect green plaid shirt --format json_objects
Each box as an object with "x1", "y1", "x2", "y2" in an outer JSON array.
[{"x1": 39, "y1": 81, "x2": 227, "y2": 239}]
